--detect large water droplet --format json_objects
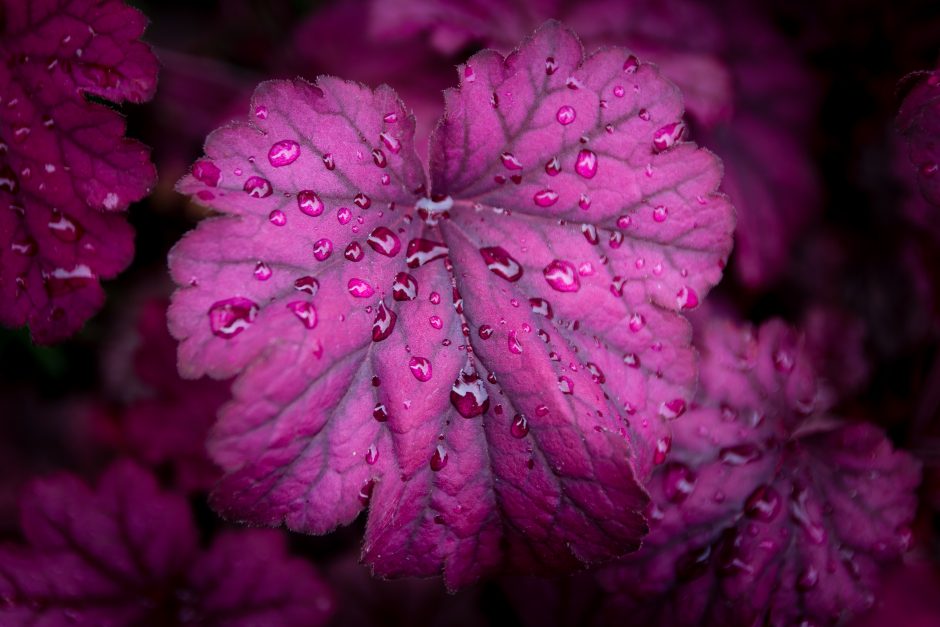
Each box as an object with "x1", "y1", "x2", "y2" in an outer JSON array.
[
  {"x1": 367, "y1": 226, "x2": 401, "y2": 257},
  {"x1": 409, "y1": 356, "x2": 432, "y2": 382},
  {"x1": 372, "y1": 302, "x2": 397, "y2": 341},
  {"x1": 450, "y1": 370, "x2": 489, "y2": 418},
  {"x1": 297, "y1": 190, "x2": 325, "y2": 216},
  {"x1": 479, "y1": 246, "x2": 524, "y2": 281},
  {"x1": 543, "y1": 260, "x2": 580, "y2": 292},
  {"x1": 354, "y1": 193, "x2": 371, "y2": 210},
  {"x1": 243, "y1": 176, "x2": 272, "y2": 198},
  {"x1": 268, "y1": 139, "x2": 300, "y2": 167},
  {"x1": 208, "y1": 297, "x2": 259, "y2": 339},
  {"x1": 406, "y1": 239, "x2": 448, "y2": 268},
  {"x1": 287, "y1": 301, "x2": 317, "y2": 329},
  {"x1": 348, "y1": 278, "x2": 375, "y2": 298},
  {"x1": 575, "y1": 149, "x2": 598, "y2": 178}
]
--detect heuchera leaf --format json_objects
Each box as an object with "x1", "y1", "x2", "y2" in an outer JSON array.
[
  {"x1": 897, "y1": 69, "x2": 940, "y2": 208},
  {"x1": 596, "y1": 318, "x2": 921, "y2": 626},
  {"x1": 0, "y1": 461, "x2": 335, "y2": 625},
  {"x1": 0, "y1": 0, "x2": 157, "y2": 343},
  {"x1": 169, "y1": 21, "x2": 734, "y2": 588}
]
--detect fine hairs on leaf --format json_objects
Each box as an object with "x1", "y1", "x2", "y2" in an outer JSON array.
[{"x1": 169, "y1": 20, "x2": 734, "y2": 589}]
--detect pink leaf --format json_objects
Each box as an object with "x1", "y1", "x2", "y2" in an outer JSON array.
[
  {"x1": 0, "y1": 462, "x2": 334, "y2": 625},
  {"x1": 169, "y1": 21, "x2": 734, "y2": 588},
  {"x1": 597, "y1": 319, "x2": 921, "y2": 626},
  {"x1": 0, "y1": 0, "x2": 157, "y2": 343},
  {"x1": 897, "y1": 69, "x2": 940, "y2": 207}
]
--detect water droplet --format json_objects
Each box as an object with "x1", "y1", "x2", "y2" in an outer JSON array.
[
  {"x1": 254, "y1": 105, "x2": 268, "y2": 120},
  {"x1": 508, "y1": 330, "x2": 523, "y2": 354},
  {"x1": 628, "y1": 313, "x2": 646, "y2": 333},
  {"x1": 579, "y1": 193, "x2": 592, "y2": 210},
  {"x1": 609, "y1": 231, "x2": 624, "y2": 248},
  {"x1": 543, "y1": 260, "x2": 580, "y2": 292},
  {"x1": 790, "y1": 486, "x2": 827, "y2": 544},
  {"x1": 478, "y1": 325, "x2": 494, "y2": 340},
  {"x1": 653, "y1": 436, "x2": 671, "y2": 464},
  {"x1": 533, "y1": 189, "x2": 559, "y2": 207},
  {"x1": 652, "y1": 121, "x2": 687, "y2": 152},
  {"x1": 208, "y1": 297, "x2": 259, "y2": 339},
  {"x1": 613, "y1": 85, "x2": 625, "y2": 98},
  {"x1": 623, "y1": 55, "x2": 639, "y2": 73},
  {"x1": 511, "y1": 414, "x2": 529, "y2": 438},
  {"x1": 921, "y1": 161, "x2": 939, "y2": 177},
  {"x1": 243, "y1": 176, "x2": 272, "y2": 198},
  {"x1": 556, "y1": 105, "x2": 576, "y2": 125},
  {"x1": 379, "y1": 132, "x2": 401, "y2": 154},
  {"x1": 268, "y1": 139, "x2": 300, "y2": 167},
  {"x1": 652, "y1": 205, "x2": 668, "y2": 222},
  {"x1": 450, "y1": 370, "x2": 489, "y2": 418},
  {"x1": 367, "y1": 226, "x2": 401, "y2": 257},
  {"x1": 638, "y1": 108, "x2": 651, "y2": 121},
  {"x1": 409, "y1": 356, "x2": 432, "y2": 382},
  {"x1": 365, "y1": 444, "x2": 379, "y2": 464},
  {"x1": 287, "y1": 301, "x2": 317, "y2": 329},
  {"x1": 373, "y1": 402, "x2": 389, "y2": 422},
  {"x1": 575, "y1": 149, "x2": 598, "y2": 178},
  {"x1": 344, "y1": 242, "x2": 364, "y2": 262},
  {"x1": 744, "y1": 485, "x2": 781, "y2": 522},
  {"x1": 616, "y1": 215, "x2": 632, "y2": 229},
  {"x1": 545, "y1": 157, "x2": 561, "y2": 176},
  {"x1": 10, "y1": 237, "x2": 37, "y2": 256},
  {"x1": 663, "y1": 463, "x2": 697, "y2": 503},
  {"x1": 530, "y1": 298, "x2": 553, "y2": 318},
  {"x1": 253, "y1": 261, "x2": 272, "y2": 280},
  {"x1": 348, "y1": 278, "x2": 374, "y2": 298},
  {"x1": 773, "y1": 349, "x2": 795, "y2": 372},
  {"x1": 297, "y1": 190, "x2": 325, "y2": 216},
  {"x1": 430, "y1": 445, "x2": 448, "y2": 471},
  {"x1": 586, "y1": 362, "x2": 605, "y2": 384},
  {"x1": 406, "y1": 239, "x2": 449, "y2": 268},
  {"x1": 192, "y1": 160, "x2": 221, "y2": 186},
  {"x1": 797, "y1": 565, "x2": 819, "y2": 591},
  {"x1": 336, "y1": 207, "x2": 352, "y2": 224},
  {"x1": 353, "y1": 193, "x2": 371, "y2": 210},
  {"x1": 313, "y1": 238, "x2": 333, "y2": 261},
  {"x1": 12, "y1": 125, "x2": 30, "y2": 143},
  {"x1": 322, "y1": 153, "x2": 336, "y2": 170},
  {"x1": 500, "y1": 152, "x2": 523, "y2": 170},
  {"x1": 372, "y1": 302, "x2": 397, "y2": 341},
  {"x1": 358, "y1": 479, "x2": 374, "y2": 506},
  {"x1": 659, "y1": 399, "x2": 686, "y2": 419},
  {"x1": 581, "y1": 223, "x2": 599, "y2": 245},
  {"x1": 372, "y1": 148, "x2": 387, "y2": 168},
  {"x1": 268, "y1": 210, "x2": 286, "y2": 226},
  {"x1": 676, "y1": 286, "x2": 698, "y2": 310},
  {"x1": 389, "y1": 272, "x2": 418, "y2": 301},
  {"x1": 294, "y1": 276, "x2": 319, "y2": 296},
  {"x1": 718, "y1": 444, "x2": 762, "y2": 466},
  {"x1": 557, "y1": 376, "x2": 574, "y2": 394},
  {"x1": 48, "y1": 211, "x2": 82, "y2": 242},
  {"x1": 479, "y1": 246, "x2": 524, "y2": 281},
  {"x1": 545, "y1": 56, "x2": 558, "y2": 75},
  {"x1": 676, "y1": 545, "x2": 712, "y2": 582}
]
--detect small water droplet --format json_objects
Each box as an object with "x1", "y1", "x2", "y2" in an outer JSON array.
[
  {"x1": 744, "y1": 485, "x2": 781, "y2": 522},
  {"x1": 313, "y1": 238, "x2": 333, "y2": 261},
  {"x1": 628, "y1": 312, "x2": 646, "y2": 332},
  {"x1": 652, "y1": 121, "x2": 687, "y2": 152},
  {"x1": 556, "y1": 105, "x2": 576, "y2": 125},
  {"x1": 511, "y1": 414, "x2": 529, "y2": 438},
  {"x1": 507, "y1": 330, "x2": 523, "y2": 354},
  {"x1": 253, "y1": 261, "x2": 272, "y2": 280},
  {"x1": 718, "y1": 444, "x2": 762, "y2": 466},
  {"x1": 367, "y1": 226, "x2": 401, "y2": 257},
  {"x1": 294, "y1": 276, "x2": 319, "y2": 295},
  {"x1": 192, "y1": 160, "x2": 221, "y2": 186},
  {"x1": 430, "y1": 445, "x2": 448, "y2": 471},
  {"x1": 254, "y1": 105, "x2": 268, "y2": 120},
  {"x1": 659, "y1": 398, "x2": 686, "y2": 419},
  {"x1": 268, "y1": 209, "x2": 287, "y2": 226},
  {"x1": 653, "y1": 436, "x2": 671, "y2": 465},
  {"x1": 373, "y1": 403, "x2": 389, "y2": 422},
  {"x1": 450, "y1": 370, "x2": 489, "y2": 418},
  {"x1": 344, "y1": 242, "x2": 364, "y2": 262},
  {"x1": 676, "y1": 286, "x2": 698, "y2": 310},
  {"x1": 322, "y1": 153, "x2": 336, "y2": 170},
  {"x1": 623, "y1": 55, "x2": 639, "y2": 73},
  {"x1": 372, "y1": 301, "x2": 397, "y2": 341},
  {"x1": 652, "y1": 205, "x2": 668, "y2": 222},
  {"x1": 613, "y1": 85, "x2": 625, "y2": 98},
  {"x1": 545, "y1": 157, "x2": 561, "y2": 176},
  {"x1": 348, "y1": 278, "x2": 375, "y2": 298},
  {"x1": 365, "y1": 444, "x2": 379, "y2": 464},
  {"x1": 545, "y1": 56, "x2": 558, "y2": 75},
  {"x1": 479, "y1": 246, "x2": 524, "y2": 281},
  {"x1": 533, "y1": 189, "x2": 559, "y2": 207},
  {"x1": 406, "y1": 239, "x2": 449, "y2": 267},
  {"x1": 379, "y1": 132, "x2": 401, "y2": 154},
  {"x1": 575, "y1": 149, "x2": 598, "y2": 178},
  {"x1": 297, "y1": 190, "x2": 325, "y2": 216}
]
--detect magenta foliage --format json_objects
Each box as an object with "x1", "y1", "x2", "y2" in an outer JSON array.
[
  {"x1": 168, "y1": 21, "x2": 734, "y2": 588},
  {"x1": 898, "y1": 68, "x2": 940, "y2": 208},
  {"x1": 0, "y1": 0, "x2": 158, "y2": 342},
  {"x1": 597, "y1": 318, "x2": 921, "y2": 626},
  {"x1": 0, "y1": 461, "x2": 335, "y2": 626}
]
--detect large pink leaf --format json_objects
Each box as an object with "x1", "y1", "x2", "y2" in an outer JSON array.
[
  {"x1": 0, "y1": 461, "x2": 334, "y2": 625},
  {"x1": 169, "y1": 21, "x2": 734, "y2": 588},
  {"x1": 596, "y1": 318, "x2": 921, "y2": 626},
  {"x1": 897, "y1": 69, "x2": 940, "y2": 208},
  {"x1": 0, "y1": 0, "x2": 157, "y2": 343}
]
